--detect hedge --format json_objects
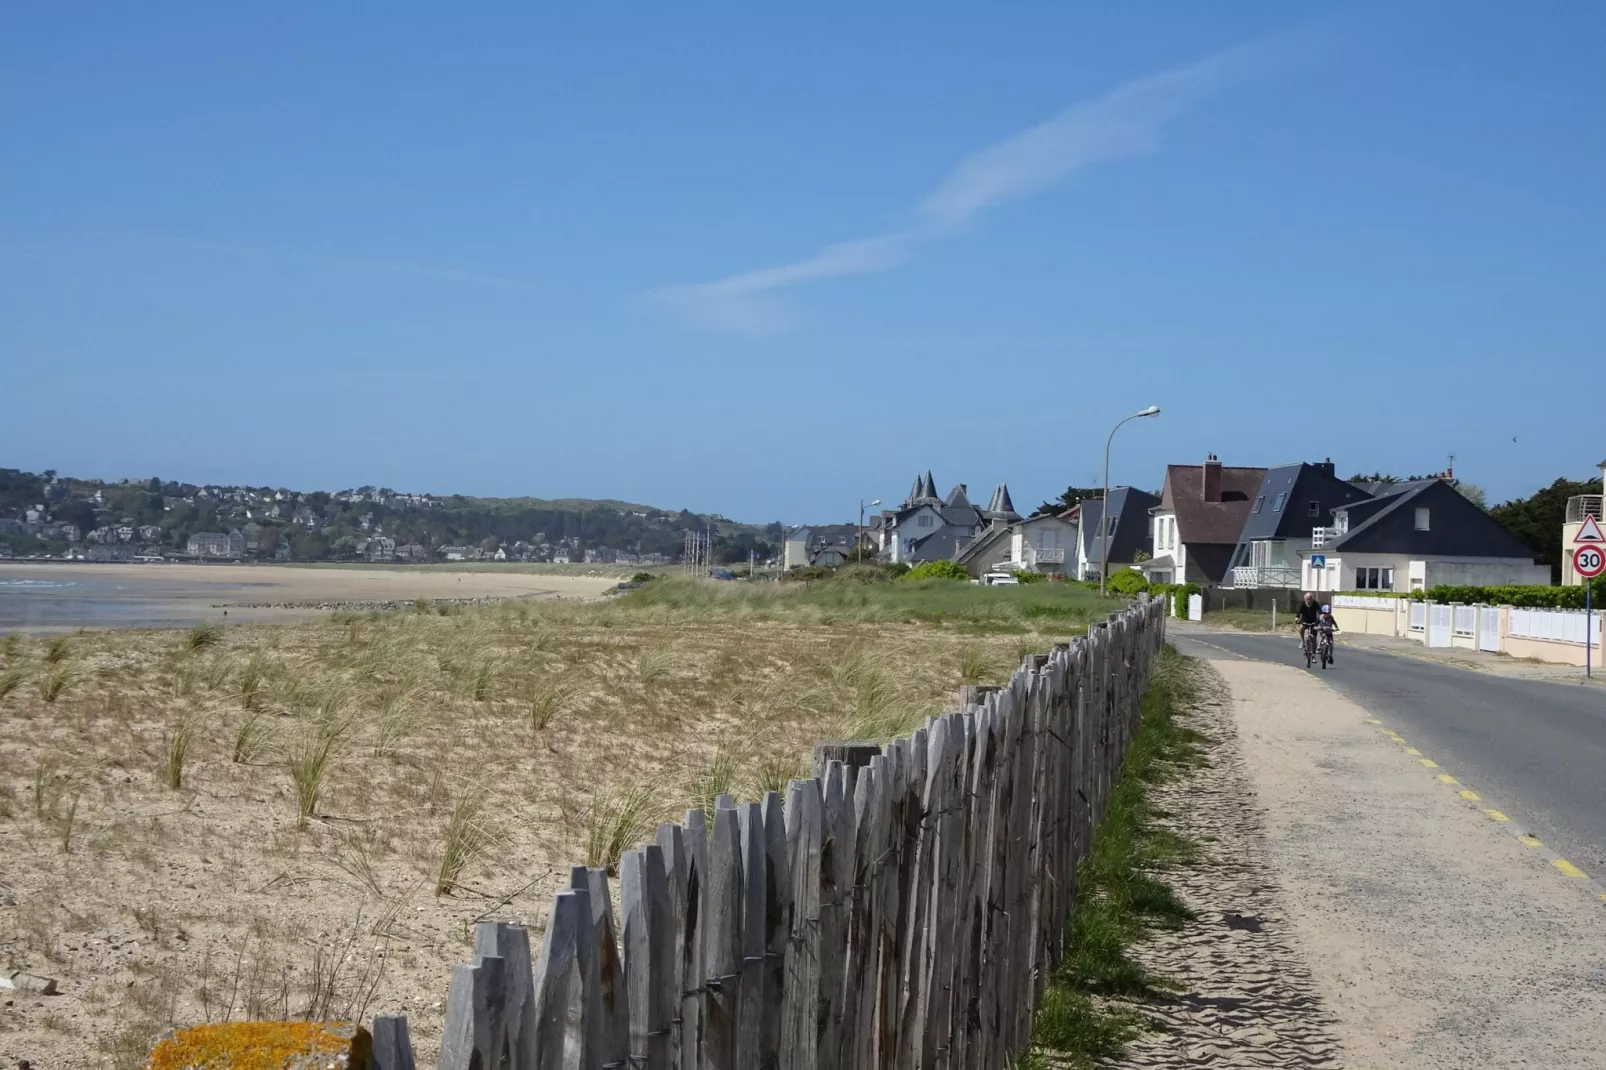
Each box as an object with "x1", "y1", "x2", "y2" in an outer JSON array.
[
  {"x1": 900, "y1": 559, "x2": 971, "y2": 582},
  {"x1": 1420, "y1": 581, "x2": 1606, "y2": 609}
]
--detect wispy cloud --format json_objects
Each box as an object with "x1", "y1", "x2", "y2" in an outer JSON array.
[
  {"x1": 94, "y1": 230, "x2": 538, "y2": 290},
  {"x1": 655, "y1": 34, "x2": 1305, "y2": 335},
  {"x1": 652, "y1": 233, "x2": 909, "y2": 334}
]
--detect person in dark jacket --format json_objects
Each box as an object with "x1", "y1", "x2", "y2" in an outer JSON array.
[{"x1": 1294, "y1": 592, "x2": 1323, "y2": 649}]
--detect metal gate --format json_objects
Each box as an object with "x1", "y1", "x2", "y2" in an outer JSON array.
[
  {"x1": 1477, "y1": 606, "x2": 1501, "y2": 652},
  {"x1": 1427, "y1": 604, "x2": 1453, "y2": 648}
]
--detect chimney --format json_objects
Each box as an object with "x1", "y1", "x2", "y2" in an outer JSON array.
[
  {"x1": 1320, "y1": 456, "x2": 1335, "y2": 478},
  {"x1": 1202, "y1": 454, "x2": 1222, "y2": 503}
]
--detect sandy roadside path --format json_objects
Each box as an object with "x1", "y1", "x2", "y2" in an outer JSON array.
[{"x1": 1218, "y1": 658, "x2": 1606, "y2": 1068}]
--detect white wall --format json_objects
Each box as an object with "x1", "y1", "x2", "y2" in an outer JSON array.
[
  {"x1": 888, "y1": 505, "x2": 946, "y2": 564},
  {"x1": 1423, "y1": 558, "x2": 1551, "y2": 587},
  {"x1": 1304, "y1": 553, "x2": 1550, "y2": 592}
]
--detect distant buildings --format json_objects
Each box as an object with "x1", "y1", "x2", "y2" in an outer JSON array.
[{"x1": 186, "y1": 530, "x2": 245, "y2": 558}]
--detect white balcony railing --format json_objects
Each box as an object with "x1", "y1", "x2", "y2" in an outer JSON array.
[
  {"x1": 1309, "y1": 526, "x2": 1341, "y2": 549},
  {"x1": 1026, "y1": 546, "x2": 1065, "y2": 564},
  {"x1": 1566, "y1": 495, "x2": 1602, "y2": 524},
  {"x1": 1230, "y1": 565, "x2": 1302, "y2": 588}
]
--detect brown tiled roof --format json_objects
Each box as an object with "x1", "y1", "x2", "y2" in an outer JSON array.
[{"x1": 1161, "y1": 464, "x2": 1267, "y2": 545}]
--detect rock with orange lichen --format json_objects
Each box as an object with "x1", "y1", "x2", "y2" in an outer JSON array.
[{"x1": 146, "y1": 1021, "x2": 372, "y2": 1070}]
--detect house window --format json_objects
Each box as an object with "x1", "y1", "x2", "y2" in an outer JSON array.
[
  {"x1": 1038, "y1": 529, "x2": 1057, "y2": 549},
  {"x1": 917, "y1": 514, "x2": 934, "y2": 528},
  {"x1": 1307, "y1": 500, "x2": 1321, "y2": 517},
  {"x1": 1253, "y1": 496, "x2": 1264, "y2": 514},
  {"x1": 1104, "y1": 517, "x2": 1117, "y2": 537},
  {"x1": 1355, "y1": 567, "x2": 1395, "y2": 590},
  {"x1": 1272, "y1": 492, "x2": 1286, "y2": 512},
  {"x1": 1414, "y1": 507, "x2": 1430, "y2": 531}
]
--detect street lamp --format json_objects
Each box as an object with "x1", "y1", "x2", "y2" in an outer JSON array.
[
  {"x1": 1100, "y1": 406, "x2": 1161, "y2": 596},
  {"x1": 858, "y1": 499, "x2": 881, "y2": 563}
]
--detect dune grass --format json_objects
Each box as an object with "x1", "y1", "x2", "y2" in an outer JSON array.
[
  {"x1": 0, "y1": 573, "x2": 1128, "y2": 1056},
  {"x1": 615, "y1": 575, "x2": 1121, "y2": 631}
]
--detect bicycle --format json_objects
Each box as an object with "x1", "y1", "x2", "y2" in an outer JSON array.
[
  {"x1": 1317, "y1": 624, "x2": 1334, "y2": 670},
  {"x1": 1301, "y1": 624, "x2": 1317, "y2": 668}
]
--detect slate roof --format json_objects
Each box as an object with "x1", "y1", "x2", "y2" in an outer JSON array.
[
  {"x1": 944, "y1": 483, "x2": 972, "y2": 509},
  {"x1": 1160, "y1": 464, "x2": 1266, "y2": 545},
  {"x1": 955, "y1": 524, "x2": 1012, "y2": 566},
  {"x1": 1079, "y1": 488, "x2": 1160, "y2": 566},
  {"x1": 1238, "y1": 463, "x2": 1374, "y2": 542},
  {"x1": 1331, "y1": 480, "x2": 1536, "y2": 559},
  {"x1": 985, "y1": 484, "x2": 1021, "y2": 522}
]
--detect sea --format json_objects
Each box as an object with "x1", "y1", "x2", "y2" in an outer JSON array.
[{"x1": 0, "y1": 572, "x2": 228, "y2": 631}]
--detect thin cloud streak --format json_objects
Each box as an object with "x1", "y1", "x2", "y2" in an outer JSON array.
[
  {"x1": 652, "y1": 233, "x2": 911, "y2": 335},
  {"x1": 655, "y1": 33, "x2": 1306, "y2": 335}
]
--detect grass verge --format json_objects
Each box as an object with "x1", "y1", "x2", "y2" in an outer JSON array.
[{"x1": 1022, "y1": 645, "x2": 1208, "y2": 1069}]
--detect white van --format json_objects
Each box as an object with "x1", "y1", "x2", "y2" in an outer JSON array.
[{"x1": 981, "y1": 572, "x2": 1020, "y2": 586}]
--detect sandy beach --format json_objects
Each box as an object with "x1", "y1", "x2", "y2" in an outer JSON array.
[{"x1": 0, "y1": 562, "x2": 624, "y2": 631}]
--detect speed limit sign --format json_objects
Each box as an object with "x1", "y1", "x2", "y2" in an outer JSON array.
[{"x1": 1575, "y1": 544, "x2": 1606, "y2": 579}]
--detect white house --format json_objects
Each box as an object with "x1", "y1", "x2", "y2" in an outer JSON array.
[
  {"x1": 884, "y1": 473, "x2": 988, "y2": 565},
  {"x1": 1301, "y1": 479, "x2": 1548, "y2": 592}
]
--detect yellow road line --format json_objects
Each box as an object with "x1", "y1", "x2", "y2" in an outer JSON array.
[{"x1": 1362, "y1": 715, "x2": 1605, "y2": 904}]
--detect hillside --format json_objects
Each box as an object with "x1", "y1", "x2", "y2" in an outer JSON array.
[{"x1": 0, "y1": 468, "x2": 782, "y2": 565}]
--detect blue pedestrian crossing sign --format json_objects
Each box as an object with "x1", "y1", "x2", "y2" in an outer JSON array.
[{"x1": 1309, "y1": 554, "x2": 1327, "y2": 568}]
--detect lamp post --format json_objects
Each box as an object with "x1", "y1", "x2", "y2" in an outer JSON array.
[
  {"x1": 1100, "y1": 406, "x2": 1161, "y2": 596},
  {"x1": 858, "y1": 498, "x2": 881, "y2": 564}
]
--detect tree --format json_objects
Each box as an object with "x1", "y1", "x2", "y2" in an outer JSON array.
[
  {"x1": 1033, "y1": 486, "x2": 1104, "y2": 517},
  {"x1": 1489, "y1": 477, "x2": 1599, "y2": 583},
  {"x1": 1455, "y1": 483, "x2": 1488, "y2": 510}
]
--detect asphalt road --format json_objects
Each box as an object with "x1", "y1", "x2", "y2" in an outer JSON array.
[{"x1": 1170, "y1": 625, "x2": 1606, "y2": 873}]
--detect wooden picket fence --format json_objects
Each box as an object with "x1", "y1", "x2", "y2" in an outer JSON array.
[{"x1": 364, "y1": 596, "x2": 1167, "y2": 1070}]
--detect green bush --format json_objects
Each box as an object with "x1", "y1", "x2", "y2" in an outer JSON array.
[
  {"x1": 1011, "y1": 570, "x2": 1047, "y2": 584},
  {"x1": 630, "y1": 572, "x2": 658, "y2": 584},
  {"x1": 1419, "y1": 581, "x2": 1604, "y2": 608},
  {"x1": 1159, "y1": 582, "x2": 1200, "y2": 616},
  {"x1": 1104, "y1": 569, "x2": 1150, "y2": 596},
  {"x1": 900, "y1": 559, "x2": 971, "y2": 583}
]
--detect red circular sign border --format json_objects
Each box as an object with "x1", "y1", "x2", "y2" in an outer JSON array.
[{"x1": 1573, "y1": 544, "x2": 1606, "y2": 578}]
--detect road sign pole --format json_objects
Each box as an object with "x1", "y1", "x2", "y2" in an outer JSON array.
[{"x1": 1587, "y1": 580, "x2": 1592, "y2": 679}]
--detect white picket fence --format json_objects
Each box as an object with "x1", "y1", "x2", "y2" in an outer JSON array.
[{"x1": 1507, "y1": 607, "x2": 1604, "y2": 646}]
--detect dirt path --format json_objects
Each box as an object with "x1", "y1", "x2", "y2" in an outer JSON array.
[
  {"x1": 1103, "y1": 661, "x2": 1345, "y2": 1069},
  {"x1": 1217, "y1": 658, "x2": 1606, "y2": 1069}
]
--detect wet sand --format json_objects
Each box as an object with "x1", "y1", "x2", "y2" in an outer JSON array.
[{"x1": 0, "y1": 562, "x2": 623, "y2": 631}]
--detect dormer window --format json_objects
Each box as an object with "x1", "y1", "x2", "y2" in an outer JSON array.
[{"x1": 1272, "y1": 493, "x2": 1286, "y2": 512}]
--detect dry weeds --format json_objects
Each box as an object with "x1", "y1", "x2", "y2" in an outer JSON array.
[{"x1": 0, "y1": 586, "x2": 1086, "y2": 1065}]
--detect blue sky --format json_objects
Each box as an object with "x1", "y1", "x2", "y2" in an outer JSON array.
[{"x1": 3, "y1": 3, "x2": 1603, "y2": 524}]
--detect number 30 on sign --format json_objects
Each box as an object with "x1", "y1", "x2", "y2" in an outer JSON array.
[{"x1": 1574, "y1": 545, "x2": 1606, "y2": 579}]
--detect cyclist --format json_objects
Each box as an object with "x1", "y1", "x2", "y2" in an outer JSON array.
[
  {"x1": 1294, "y1": 592, "x2": 1323, "y2": 654},
  {"x1": 1319, "y1": 604, "x2": 1339, "y2": 664}
]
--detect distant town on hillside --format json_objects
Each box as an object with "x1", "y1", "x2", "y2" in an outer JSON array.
[{"x1": 0, "y1": 468, "x2": 785, "y2": 565}]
